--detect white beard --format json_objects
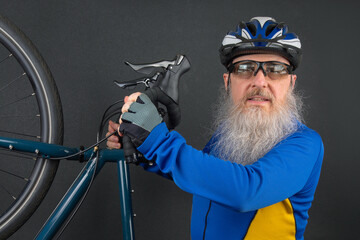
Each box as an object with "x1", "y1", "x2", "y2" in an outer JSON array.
[{"x1": 211, "y1": 87, "x2": 303, "y2": 165}]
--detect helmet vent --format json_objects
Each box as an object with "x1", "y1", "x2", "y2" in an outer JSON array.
[
  {"x1": 246, "y1": 23, "x2": 257, "y2": 36},
  {"x1": 265, "y1": 24, "x2": 277, "y2": 37}
]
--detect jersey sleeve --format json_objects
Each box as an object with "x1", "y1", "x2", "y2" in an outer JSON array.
[
  {"x1": 137, "y1": 122, "x2": 324, "y2": 212},
  {"x1": 139, "y1": 162, "x2": 173, "y2": 180}
]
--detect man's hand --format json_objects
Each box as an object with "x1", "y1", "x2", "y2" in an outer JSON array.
[
  {"x1": 106, "y1": 93, "x2": 142, "y2": 149},
  {"x1": 119, "y1": 92, "x2": 142, "y2": 124},
  {"x1": 106, "y1": 120, "x2": 122, "y2": 149},
  {"x1": 120, "y1": 92, "x2": 162, "y2": 147}
]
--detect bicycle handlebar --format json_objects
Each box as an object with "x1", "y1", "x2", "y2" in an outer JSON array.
[
  {"x1": 151, "y1": 55, "x2": 190, "y2": 104},
  {"x1": 118, "y1": 55, "x2": 190, "y2": 164},
  {"x1": 115, "y1": 55, "x2": 190, "y2": 104}
]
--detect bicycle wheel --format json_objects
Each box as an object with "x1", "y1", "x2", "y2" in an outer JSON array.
[{"x1": 0, "y1": 14, "x2": 63, "y2": 238}]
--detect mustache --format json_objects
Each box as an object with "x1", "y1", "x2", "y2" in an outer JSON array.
[{"x1": 243, "y1": 88, "x2": 275, "y2": 102}]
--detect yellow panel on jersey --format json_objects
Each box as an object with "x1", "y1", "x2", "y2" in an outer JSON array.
[{"x1": 244, "y1": 198, "x2": 296, "y2": 240}]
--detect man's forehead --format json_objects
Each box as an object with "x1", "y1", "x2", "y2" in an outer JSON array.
[{"x1": 232, "y1": 54, "x2": 290, "y2": 64}]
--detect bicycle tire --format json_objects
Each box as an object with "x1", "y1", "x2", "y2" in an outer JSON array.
[{"x1": 0, "y1": 14, "x2": 63, "y2": 238}]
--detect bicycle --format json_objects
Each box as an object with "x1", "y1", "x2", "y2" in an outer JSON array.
[{"x1": 0, "y1": 14, "x2": 190, "y2": 239}]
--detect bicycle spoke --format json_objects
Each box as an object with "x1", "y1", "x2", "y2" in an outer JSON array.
[
  {"x1": 0, "y1": 114, "x2": 40, "y2": 118},
  {"x1": 0, "y1": 129, "x2": 40, "y2": 139},
  {"x1": 0, "y1": 149, "x2": 36, "y2": 160},
  {"x1": 0, "y1": 184, "x2": 16, "y2": 200},
  {"x1": 0, "y1": 72, "x2": 26, "y2": 92},
  {"x1": 0, "y1": 92, "x2": 35, "y2": 109},
  {"x1": 0, "y1": 53, "x2": 12, "y2": 64},
  {"x1": 0, "y1": 169, "x2": 28, "y2": 182}
]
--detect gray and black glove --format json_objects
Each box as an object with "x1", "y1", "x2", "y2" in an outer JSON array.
[{"x1": 120, "y1": 93, "x2": 163, "y2": 147}]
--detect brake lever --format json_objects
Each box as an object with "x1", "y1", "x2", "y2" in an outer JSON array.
[
  {"x1": 114, "y1": 72, "x2": 162, "y2": 89},
  {"x1": 116, "y1": 55, "x2": 189, "y2": 103},
  {"x1": 124, "y1": 57, "x2": 178, "y2": 75},
  {"x1": 116, "y1": 55, "x2": 185, "y2": 88}
]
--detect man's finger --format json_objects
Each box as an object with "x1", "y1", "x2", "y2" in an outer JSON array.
[
  {"x1": 119, "y1": 113, "x2": 123, "y2": 125},
  {"x1": 127, "y1": 92, "x2": 141, "y2": 103},
  {"x1": 108, "y1": 120, "x2": 119, "y2": 132},
  {"x1": 121, "y1": 102, "x2": 132, "y2": 114},
  {"x1": 106, "y1": 141, "x2": 121, "y2": 149},
  {"x1": 110, "y1": 120, "x2": 120, "y2": 129},
  {"x1": 107, "y1": 135, "x2": 119, "y2": 143},
  {"x1": 122, "y1": 92, "x2": 142, "y2": 114}
]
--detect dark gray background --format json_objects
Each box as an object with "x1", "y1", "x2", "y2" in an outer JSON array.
[{"x1": 1, "y1": 0, "x2": 359, "y2": 239}]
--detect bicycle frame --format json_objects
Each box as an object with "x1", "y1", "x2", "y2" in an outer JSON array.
[
  {"x1": 0, "y1": 12, "x2": 190, "y2": 238},
  {"x1": 0, "y1": 136, "x2": 134, "y2": 240}
]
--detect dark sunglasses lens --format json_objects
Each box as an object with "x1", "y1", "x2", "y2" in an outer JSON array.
[
  {"x1": 232, "y1": 61, "x2": 257, "y2": 79},
  {"x1": 265, "y1": 63, "x2": 290, "y2": 80}
]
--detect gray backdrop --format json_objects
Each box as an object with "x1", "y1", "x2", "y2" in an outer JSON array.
[{"x1": 1, "y1": 0, "x2": 359, "y2": 239}]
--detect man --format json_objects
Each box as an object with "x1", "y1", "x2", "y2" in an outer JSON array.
[{"x1": 107, "y1": 17, "x2": 323, "y2": 240}]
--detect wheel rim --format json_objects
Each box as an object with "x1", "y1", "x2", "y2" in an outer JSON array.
[{"x1": 0, "y1": 15, "x2": 62, "y2": 238}]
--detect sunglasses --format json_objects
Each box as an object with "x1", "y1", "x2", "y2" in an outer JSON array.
[{"x1": 228, "y1": 60, "x2": 293, "y2": 80}]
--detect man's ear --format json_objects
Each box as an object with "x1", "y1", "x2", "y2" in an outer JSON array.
[
  {"x1": 223, "y1": 73, "x2": 229, "y2": 91},
  {"x1": 291, "y1": 74, "x2": 297, "y2": 88}
]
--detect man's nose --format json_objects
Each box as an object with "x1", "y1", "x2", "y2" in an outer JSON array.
[{"x1": 251, "y1": 69, "x2": 268, "y2": 88}]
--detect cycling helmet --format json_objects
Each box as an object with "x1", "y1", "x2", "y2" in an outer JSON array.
[{"x1": 219, "y1": 17, "x2": 302, "y2": 71}]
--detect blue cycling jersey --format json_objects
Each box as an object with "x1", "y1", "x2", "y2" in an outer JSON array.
[{"x1": 138, "y1": 122, "x2": 324, "y2": 239}]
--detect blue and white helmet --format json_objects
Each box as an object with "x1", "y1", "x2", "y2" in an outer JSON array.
[{"x1": 219, "y1": 17, "x2": 302, "y2": 70}]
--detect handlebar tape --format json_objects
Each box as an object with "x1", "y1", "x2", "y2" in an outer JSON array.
[{"x1": 145, "y1": 87, "x2": 180, "y2": 130}]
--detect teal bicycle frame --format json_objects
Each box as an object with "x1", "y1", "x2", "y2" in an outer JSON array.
[{"x1": 0, "y1": 136, "x2": 135, "y2": 240}]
